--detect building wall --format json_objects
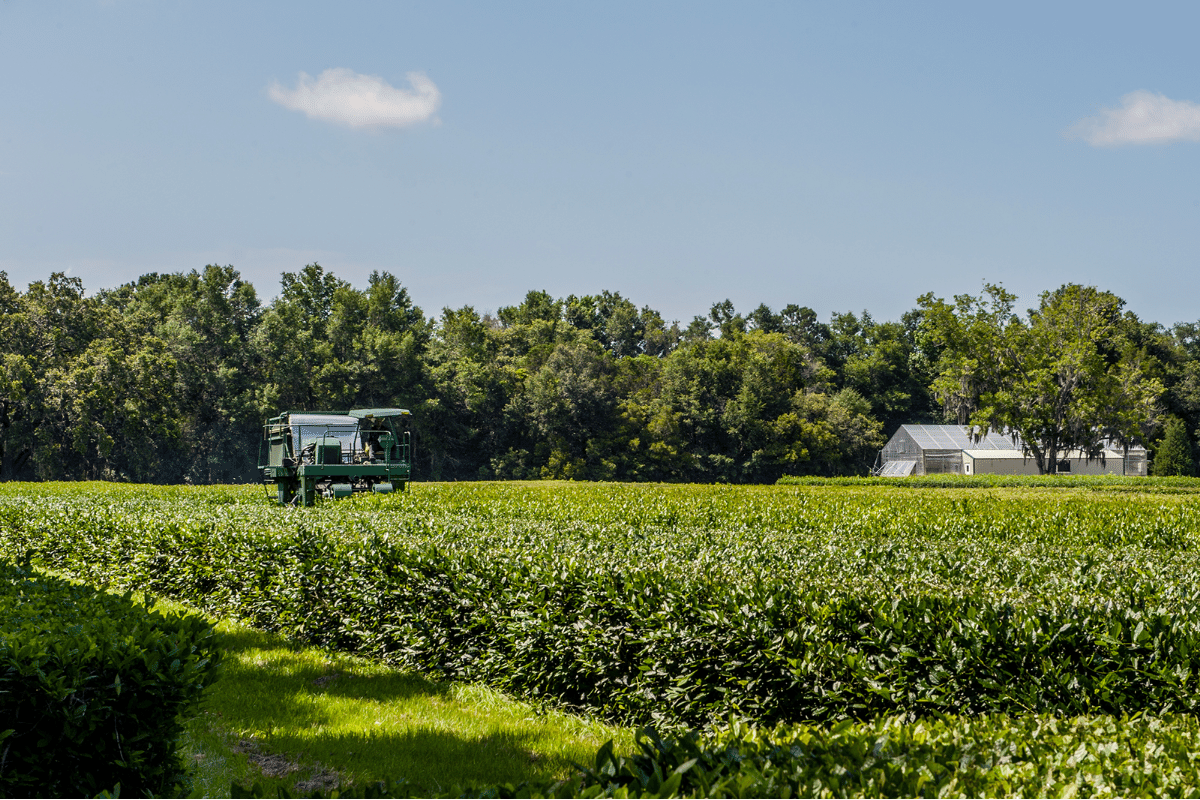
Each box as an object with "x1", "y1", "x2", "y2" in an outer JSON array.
[
  {"x1": 881, "y1": 428, "x2": 923, "y2": 475},
  {"x1": 882, "y1": 428, "x2": 918, "y2": 461},
  {"x1": 965, "y1": 454, "x2": 1128, "y2": 476},
  {"x1": 923, "y1": 449, "x2": 963, "y2": 475},
  {"x1": 966, "y1": 456, "x2": 1042, "y2": 476},
  {"x1": 1066, "y1": 457, "x2": 1124, "y2": 476}
]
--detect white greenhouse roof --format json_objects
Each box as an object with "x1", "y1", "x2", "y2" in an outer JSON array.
[
  {"x1": 901, "y1": 425, "x2": 1019, "y2": 451},
  {"x1": 894, "y1": 425, "x2": 1147, "y2": 455}
]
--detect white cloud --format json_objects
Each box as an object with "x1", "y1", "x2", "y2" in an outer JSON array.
[
  {"x1": 268, "y1": 68, "x2": 440, "y2": 129},
  {"x1": 1068, "y1": 90, "x2": 1200, "y2": 146}
]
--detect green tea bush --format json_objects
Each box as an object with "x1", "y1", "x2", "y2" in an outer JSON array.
[
  {"x1": 4, "y1": 482, "x2": 1200, "y2": 730},
  {"x1": 776, "y1": 473, "x2": 1200, "y2": 491},
  {"x1": 604, "y1": 715, "x2": 1200, "y2": 798},
  {"x1": 589, "y1": 715, "x2": 1200, "y2": 798},
  {"x1": 0, "y1": 557, "x2": 222, "y2": 797}
]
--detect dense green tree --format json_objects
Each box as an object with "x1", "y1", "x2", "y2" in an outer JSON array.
[
  {"x1": 5, "y1": 268, "x2": 1189, "y2": 485},
  {"x1": 8, "y1": 273, "x2": 184, "y2": 482},
  {"x1": 640, "y1": 326, "x2": 881, "y2": 482},
  {"x1": 1153, "y1": 416, "x2": 1195, "y2": 476},
  {"x1": 920, "y1": 284, "x2": 1163, "y2": 474},
  {"x1": 1159, "y1": 321, "x2": 1200, "y2": 468},
  {"x1": 683, "y1": 314, "x2": 714, "y2": 344},
  {"x1": 423, "y1": 306, "x2": 520, "y2": 479},
  {"x1": 8, "y1": 273, "x2": 100, "y2": 479},
  {"x1": 563, "y1": 290, "x2": 661, "y2": 358},
  {"x1": 45, "y1": 333, "x2": 179, "y2": 480},
  {"x1": 614, "y1": 355, "x2": 692, "y2": 480},
  {"x1": 639, "y1": 306, "x2": 682, "y2": 357},
  {"x1": 780, "y1": 304, "x2": 832, "y2": 351},
  {"x1": 724, "y1": 332, "x2": 882, "y2": 480},
  {"x1": 708, "y1": 299, "x2": 746, "y2": 340},
  {"x1": 101, "y1": 266, "x2": 263, "y2": 482},
  {"x1": 526, "y1": 339, "x2": 620, "y2": 479},
  {"x1": 254, "y1": 264, "x2": 428, "y2": 416},
  {"x1": 253, "y1": 264, "x2": 351, "y2": 411},
  {"x1": 0, "y1": 272, "x2": 37, "y2": 481},
  {"x1": 498, "y1": 289, "x2": 561, "y2": 328},
  {"x1": 836, "y1": 312, "x2": 937, "y2": 433}
]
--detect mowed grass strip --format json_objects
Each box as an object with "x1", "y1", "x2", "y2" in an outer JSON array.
[{"x1": 165, "y1": 598, "x2": 632, "y2": 797}]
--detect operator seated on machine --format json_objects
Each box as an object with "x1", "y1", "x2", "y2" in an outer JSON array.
[{"x1": 358, "y1": 417, "x2": 391, "y2": 463}]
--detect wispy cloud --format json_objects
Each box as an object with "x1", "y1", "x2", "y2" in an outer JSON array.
[
  {"x1": 1068, "y1": 90, "x2": 1200, "y2": 146},
  {"x1": 268, "y1": 68, "x2": 441, "y2": 129}
]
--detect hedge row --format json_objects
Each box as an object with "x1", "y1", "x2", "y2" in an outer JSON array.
[
  {"x1": 777, "y1": 473, "x2": 1200, "y2": 491},
  {"x1": 5, "y1": 487, "x2": 1200, "y2": 729},
  {"x1": 0, "y1": 557, "x2": 221, "y2": 797}
]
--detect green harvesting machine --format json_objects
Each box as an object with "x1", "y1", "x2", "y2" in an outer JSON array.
[{"x1": 259, "y1": 408, "x2": 412, "y2": 505}]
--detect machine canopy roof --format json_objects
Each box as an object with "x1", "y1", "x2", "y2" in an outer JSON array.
[
  {"x1": 287, "y1": 413, "x2": 358, "y2": 427},
  {"x1": 348, "y1": 408, "x2": 410, "y2": 419}
]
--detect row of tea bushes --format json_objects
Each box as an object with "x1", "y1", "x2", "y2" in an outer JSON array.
[
  {"x1": 0, "y1": 557, "x2": 221, "y2": 797},
  {"x1": 8, "y1": 481, "x2": 1200, "y2": 603},
  {"x1": 777, "y1": 474, "x2": 1200, "y2": 491},
  {"x1": 618, "y1": 714, "x2": 1200, "y2": 798},
  {"x1": 3, "y1": 483, "x2": 1200, "y2": 729}
]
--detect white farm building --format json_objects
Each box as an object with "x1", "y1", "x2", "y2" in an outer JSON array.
[{"x1": 875, "y1": 424, "x2": 1148, "y2": 477}]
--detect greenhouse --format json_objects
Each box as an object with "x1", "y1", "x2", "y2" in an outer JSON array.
[{"x1": 876, "y1": 424, "x2": 1148, "y2": 477}]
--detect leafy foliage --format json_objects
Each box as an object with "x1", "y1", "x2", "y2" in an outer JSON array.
[
  {"x1": 1153, "y1": 416, "x2": 1196, "y2": 477},
  {"x1": 6, "y1": 482, "x2": 1200, "y2": 734},
  {"x1": 0, "y1": 268, "x2": 921, "y2": 484},
  {"x1": 38, "y1": 260, "x2": 1200, "y2": 484},
  {"x1": 0, "y1": 557, "x2": 222, "y2": 797},
  {"x1": 919, "y1": 284, "x2": 1163, "y2": 473},
  {"x1": 776, "y1": 473, "x2": 1200, "y2": 490},
  {"x1": 15, "y1": 267, "x2": 1200, "y2": 482}
]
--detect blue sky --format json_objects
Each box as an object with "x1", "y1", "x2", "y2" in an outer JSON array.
[{"x1": 3, "y1": 1, "x2": 1199, "y2": 326}]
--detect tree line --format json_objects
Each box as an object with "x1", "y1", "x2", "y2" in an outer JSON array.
[{"x1": 0, "y1": 264, "x2": 1195, "y2": 484}]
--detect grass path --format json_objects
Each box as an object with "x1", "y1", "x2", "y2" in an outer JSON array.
[{"x1": 161, "y1": 598, "x2": 632, "y2": 797}]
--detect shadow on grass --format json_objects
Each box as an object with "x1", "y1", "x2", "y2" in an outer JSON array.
[
  {"x1": 197, "y1": 622, "x2": 597, "y2": 795},
  {"x1": 248, "y1": 725, "x2": 577, "y2": 795},
  {"x1": 218, "y1": 625, "x2": 450, "y2": 703}
]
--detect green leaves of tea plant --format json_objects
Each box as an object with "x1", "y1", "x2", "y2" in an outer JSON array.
[
  {"x1": 5, "y1": 482, "x2": 1200, "y2": 729},
  {"x1": 0, "y1": 559, "x2": 221, "y2": 797}
]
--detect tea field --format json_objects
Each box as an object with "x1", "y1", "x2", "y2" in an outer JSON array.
[{"x1": 7, "y1": 478, "x2": 1200, "y2": 795}]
